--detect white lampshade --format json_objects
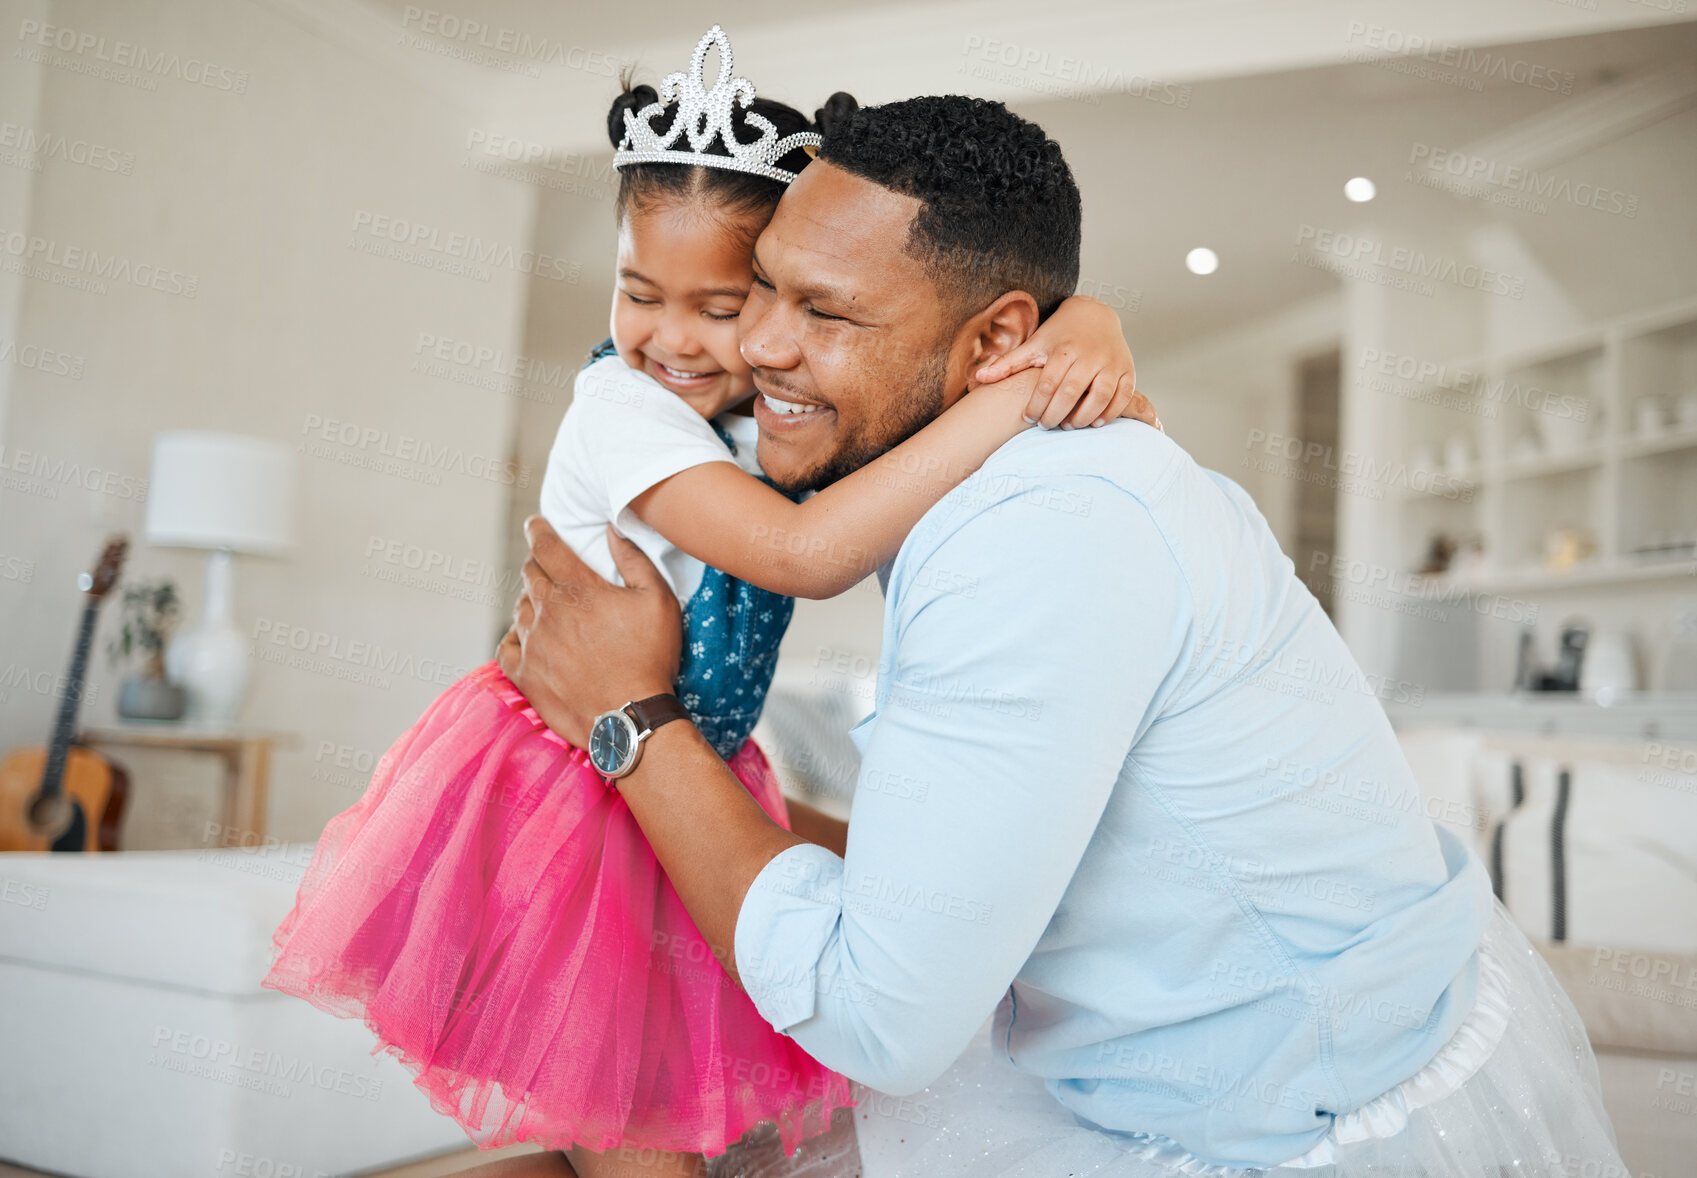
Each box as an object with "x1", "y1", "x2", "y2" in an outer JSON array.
[{"x1": 144, "y1": 431, "x2": 296, "y2": 555}]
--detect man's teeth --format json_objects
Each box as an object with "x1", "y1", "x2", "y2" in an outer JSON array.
[
  {"x1": 762, "y1": 393, "x2": 823, "y2": 416},
  {"x1": 659, "y1": 363, "x2": 710, "y2": 379}
]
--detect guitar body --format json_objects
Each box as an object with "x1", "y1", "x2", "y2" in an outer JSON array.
[
  {"x1": 0, "y1": 536, "x2": 132, "y2": 853},
  {"x1": 0, "y1": 745, "x2": 129, "y2": 852}
]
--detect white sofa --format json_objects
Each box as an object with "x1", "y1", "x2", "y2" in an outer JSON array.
[
  {"x1": 0, "y1": 844, "x2": 471, "y2": 1178},
  {"x1": 1398, "y1": 727, "x2": 1697, "y2": 1178}
]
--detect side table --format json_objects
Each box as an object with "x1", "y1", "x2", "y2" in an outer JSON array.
[{"x1": 79, "y1": 725, "x2": 296, "y2": 843}]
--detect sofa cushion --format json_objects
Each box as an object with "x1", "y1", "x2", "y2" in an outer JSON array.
[
  {"x1": 1536, "y1": 939, "x2": 1697, "y2": 1056},
  {"x1": 0, "y1": 846, "x2": 310, "y2": 997},
  {"x1": 1502, "y1": 755, "x2": 1697, "y2": 952}
]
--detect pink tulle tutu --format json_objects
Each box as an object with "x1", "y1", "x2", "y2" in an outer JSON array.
[{"x1": 263, "y1": 660, "x2": 852, "y2": 1157}]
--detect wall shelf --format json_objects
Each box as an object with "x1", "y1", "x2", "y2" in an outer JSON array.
[
  {"x1": 1486, "y1": 330, "x2": 1607, "y2": 376},
  {"x1": 1620, "y1": 427, "x2": 1697, "y2": 460},
  {"x1": 1497, "y1": 447, "x2": 1606, "y2": 482},
  {"x1": 1391, "y1": 295, "x2": 1697, "y2": 587},
  {"x1": 1438, "y1": 557, "x2": 1697, "y2": 595},
  {"x1": 1399, "y1": 473, "x2": 1477, "y2": 500}
]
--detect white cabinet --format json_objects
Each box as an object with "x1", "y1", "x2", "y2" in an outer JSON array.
[{"x1": 1392, "y1": 298, "x2": 1697, "y2": 594}]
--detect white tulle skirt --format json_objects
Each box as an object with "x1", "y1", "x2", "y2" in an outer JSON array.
[{"x1": 714, "y1": 901, "x2": 1628, "y2": 1178}]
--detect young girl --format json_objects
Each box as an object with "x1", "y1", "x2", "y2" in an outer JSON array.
[{"x1": 264, "y1": 26, "x2": 1156, "y2": 1177}]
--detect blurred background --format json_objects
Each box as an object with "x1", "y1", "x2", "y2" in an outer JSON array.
[{"x1": 1, "y1": 2, "x2": 1695, "y2": 1176}]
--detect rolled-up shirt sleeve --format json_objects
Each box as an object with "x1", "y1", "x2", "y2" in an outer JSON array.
[{"x1": 735, "y1": 476, "x2": 1194, "y2": 1094}]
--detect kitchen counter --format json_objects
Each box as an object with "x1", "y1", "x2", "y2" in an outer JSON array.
[{"x1": 1385, "y1": 692, "x2": 1697, "y2": 743}]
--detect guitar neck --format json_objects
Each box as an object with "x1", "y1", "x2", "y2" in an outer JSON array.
[{"x1": 39, "y1": 600, "x2": 99, "y2": 800}]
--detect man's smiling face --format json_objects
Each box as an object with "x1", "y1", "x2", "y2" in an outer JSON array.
[{"x1": 737, "y1": 161, "x2": 961, "y2": 495}]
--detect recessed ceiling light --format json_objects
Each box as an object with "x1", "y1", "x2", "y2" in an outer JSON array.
[
  {"x1": 1185, "y1": 247, "x2": 1219, "y2": 276},
  {"x1": 1344, "y1": 176, "x2": 1377, "y2": 202}
]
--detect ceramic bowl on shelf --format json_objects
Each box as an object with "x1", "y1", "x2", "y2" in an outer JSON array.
[
  {"x1": 1635, "y1": 396, "x2": 1666, "y2": 438},
  {"x1": 1442, "y1": 435, "x2": 1473, "y2": 475},
  {"x1": 1679, "y1": 390, "x2": 1697, "y2": 430},
  {"x1": 1536, "y1": 398, "x2": 1593, "y2": 454}
]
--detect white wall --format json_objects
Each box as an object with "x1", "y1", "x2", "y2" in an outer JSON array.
[
  {"x1": 0, "y1": 0, "x2": 534, "y2": 843},
  {"x1": 1134, "y1": 293, "x2": 1341, "y2": 554},
  {"x1": 1333, "y1": 104, "x2": 1697, "y2": 693},
  {"x1": 0, "y1": 0, "x2": 51, "y2": 452}
]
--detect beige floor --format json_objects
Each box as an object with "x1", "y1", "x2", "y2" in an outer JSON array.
[
  {"x1": 0, "y1": 1109, "x2": 863, "y2": 1177},
  {"x1": 0, "y1": 1143, "x2": 545, "y2": 1178},
  {"x1": 359, "y1": 1143, "x2": 548, "y2": 1177}
]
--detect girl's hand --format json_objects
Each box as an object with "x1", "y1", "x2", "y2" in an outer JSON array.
[{"x1": 974, "y1": 294, "x2": 1159, "y2": 431}]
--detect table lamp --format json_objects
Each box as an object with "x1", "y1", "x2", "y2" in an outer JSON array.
[{"x1": 144, "y1": 431, "x2": 296, "y2": 726}]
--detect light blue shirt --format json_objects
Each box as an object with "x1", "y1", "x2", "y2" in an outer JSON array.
[{"x1": 733, "y1": 421, "x2": 1492, "y2": 1169}]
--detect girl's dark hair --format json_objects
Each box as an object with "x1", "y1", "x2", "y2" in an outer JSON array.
[{"x1": 608, "y1": 74, "x2": 858, "y2": 229}]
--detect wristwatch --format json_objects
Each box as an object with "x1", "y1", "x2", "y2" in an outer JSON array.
[{"x1": 587, "y1": 693, "x2": 692, "y2": 781}]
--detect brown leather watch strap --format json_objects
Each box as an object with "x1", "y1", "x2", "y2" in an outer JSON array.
[{"x1": 625, "y1": 693, "x2": 691, "y2": 737}]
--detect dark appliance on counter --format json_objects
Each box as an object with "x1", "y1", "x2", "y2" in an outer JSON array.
[{"x1": 1514, "y1": 622, "x2": 1590, "y2": 692}]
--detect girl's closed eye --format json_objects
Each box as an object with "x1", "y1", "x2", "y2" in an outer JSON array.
[{"x1": 624, "y1": 291, "x2": 740, "y2": 322}]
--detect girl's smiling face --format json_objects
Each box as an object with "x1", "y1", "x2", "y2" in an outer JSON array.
[{"x1": 611, "y1": 198, "x2": 763, "y2": 419}]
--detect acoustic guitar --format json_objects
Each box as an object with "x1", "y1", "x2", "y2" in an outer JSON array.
[{"x1": 0, "y1": 537, "x2": 132, "y2": 852}]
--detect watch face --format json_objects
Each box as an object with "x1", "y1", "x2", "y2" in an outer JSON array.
[{"x1": 589, "y1": 711, "x2": 635, "y2": 776}]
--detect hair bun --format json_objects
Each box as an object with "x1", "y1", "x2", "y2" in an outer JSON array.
[
  {"x1": 607, "y1": 82, "x2": 659, "y2": 148},
  {"x1": 814, "y1": 91, "x2": 859, "y2": 136}
]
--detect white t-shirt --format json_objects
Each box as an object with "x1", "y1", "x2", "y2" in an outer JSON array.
[{"x1": 539, "y1": 355, "x2": 763, "y2": 602}]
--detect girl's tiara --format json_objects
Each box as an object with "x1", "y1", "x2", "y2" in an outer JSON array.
[{"x1": 612, "y1": 25, "x2": 822, "y2": 185}]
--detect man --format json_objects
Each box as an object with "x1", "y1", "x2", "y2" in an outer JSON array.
[{"x1": 498, "y1": 97, "x2": 1622, "y2": 1175}]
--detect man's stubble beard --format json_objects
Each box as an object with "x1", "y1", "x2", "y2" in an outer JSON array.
[{"x1": 771, "y1": 349, "x2": 950, "y2": 496}]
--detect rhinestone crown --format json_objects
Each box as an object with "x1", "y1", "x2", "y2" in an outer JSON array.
[{"x1": 613, "y1": 25, "x2": 821, "y2": 184}]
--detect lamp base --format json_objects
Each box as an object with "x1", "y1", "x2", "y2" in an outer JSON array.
[
  {"x1": 167, "y1": 624, "x2": 249, "y2": 725},
  {"x1": 165, "y1": 549, "x2": 250, "y2": 727}
]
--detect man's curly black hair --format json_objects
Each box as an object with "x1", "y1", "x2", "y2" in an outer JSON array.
[{"x1": 818, "y1": 95, "x2": 1081, "y2": 324}]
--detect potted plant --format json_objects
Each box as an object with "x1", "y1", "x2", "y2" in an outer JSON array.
[{"x1": 107, "y1": 578, "x2": 187, "y2": 720}]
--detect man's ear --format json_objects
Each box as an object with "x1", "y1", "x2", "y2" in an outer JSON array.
[{"x1": 949, "y1": 290, "x2": 1041, "y2": 399}]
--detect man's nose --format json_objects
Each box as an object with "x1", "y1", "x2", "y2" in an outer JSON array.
[{"x1": 738, "y1": 296, "x2": 800, "y2": 371}]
